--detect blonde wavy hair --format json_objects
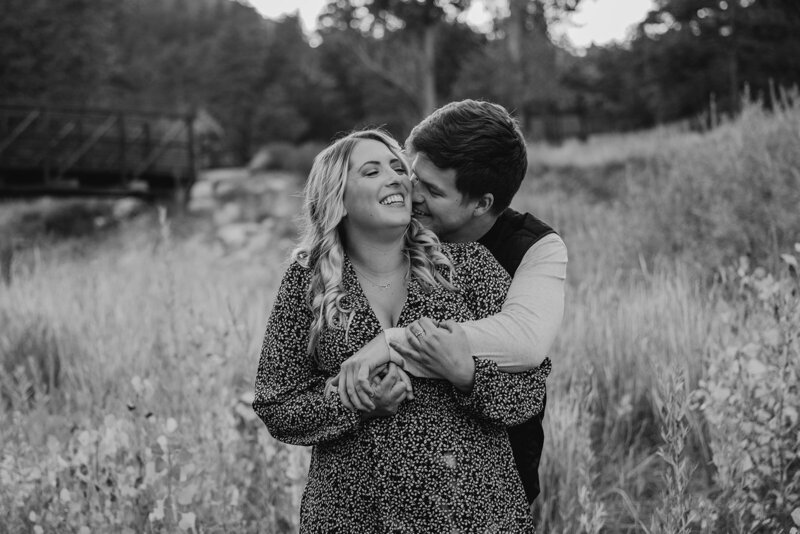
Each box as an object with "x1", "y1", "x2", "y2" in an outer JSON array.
[{"x1": 292, "y1": 129, "x2": 457, "y2": 356}]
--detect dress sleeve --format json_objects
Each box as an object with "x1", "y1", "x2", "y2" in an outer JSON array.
[
  {"x1": 252, "y1": 262, "x2": 360, "y2": 446},
  {"x1": 461, "y1": 234, "x2": 567, "y2": 369},
  {"x1": 447, "y1": 242, "x2": 551, "y2": 426},
  {"x1": 453, "y1": 357, "x2": 551, "y2": 426}
]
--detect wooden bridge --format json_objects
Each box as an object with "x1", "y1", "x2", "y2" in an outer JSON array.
[{"x1": 0, "y1": 103, "x2": 220, "y2": 199}]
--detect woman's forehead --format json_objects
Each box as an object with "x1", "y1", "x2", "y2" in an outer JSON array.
[{"x1": 350, "y1": 138, "x2": 399, "y2": 164}]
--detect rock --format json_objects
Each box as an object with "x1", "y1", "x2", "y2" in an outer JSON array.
[
  {"x1": 200, "y1": 168, "x2": 249, "y2": 183},
  {"x1": 213, "y1": 202, "x2": 243, "y2": 226},
  {"x1": 188, "y1": 195, "x2": 216, "y2": 213},
  {"x1": 112, "y1": 198, "x2": 144, "y2": 220},
  {"x1": 191, "y1": 180, "x2": 214, "y2": 199},
  {"x1": 247, "y1": 148, "x2": 274, "y2": 174},
  {"x1": 216, "y1": 222, "x2": 259, "y2": 249},
  {"x1": 213, "y1": 179, "x2": 244, "y2": 200},
  {"x1": 188, "y1": 180, "x2": 216, "y2": 212}
]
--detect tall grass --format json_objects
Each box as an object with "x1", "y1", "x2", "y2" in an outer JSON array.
[
  {"x1": 0, "y1": 212, "x2": 308, "y2": 533},
  {"x1": 518, "y1": 97, "x2": 799, "y2": 533},
  {"x1": 1, "y1": 98, "x2": 798, "y2": 532}
]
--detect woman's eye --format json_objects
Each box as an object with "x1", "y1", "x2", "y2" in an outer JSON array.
[{"x1": 393, "y1": 167, "x2": 407, "y2": 175}]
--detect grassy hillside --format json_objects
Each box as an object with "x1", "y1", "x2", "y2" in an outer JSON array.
[{"x1": 1, "y1": 100, "x2": 798, "y2": 533}]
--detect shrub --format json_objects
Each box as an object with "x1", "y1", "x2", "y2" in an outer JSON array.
[
  {"x1": 0, "y1": 212, "x2": 308, "y2": 532},
  {"x1": 535, "y1": 376, "x2": 607, "y2": 534},
  {"x1": 0, "y1": 394, "x2": 306, "y2": 533},
  {"x1": 647, "y1": 367, "x2": 715, "y2": 534},
  {"x1": 0, "y1": 310, "x2": 70, "y2": 410},
  {"x1": 695, "y1": 246, "x2": 800, "y2": 532}
]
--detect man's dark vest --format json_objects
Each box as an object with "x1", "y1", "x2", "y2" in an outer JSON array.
[{"x1": 477, "y1": 207, "x2": 556, "y2": 505}]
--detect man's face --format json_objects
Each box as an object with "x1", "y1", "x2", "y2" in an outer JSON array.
[{"x1": 409, "y1": 151, "x2": 477, "y2": 243}]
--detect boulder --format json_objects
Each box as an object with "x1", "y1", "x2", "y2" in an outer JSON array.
[
  {"x1": 216, "y1": 222, "x2": 260, "y2": 249},
  {"x1": 112, "y1": 198, "x2": 144, "y2": 220},
  {"x1": 213, "y1": 202, "x2": 243, "y2": 227}
]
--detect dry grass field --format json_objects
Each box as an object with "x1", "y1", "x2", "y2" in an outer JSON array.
[{"x1": 1, "y1": 100, "x2": 798, "y2": 533}]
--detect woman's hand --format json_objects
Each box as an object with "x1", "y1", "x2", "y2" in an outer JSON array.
[
  {"x1": 359, "y1": 363, "x2": 412, "y2": 421},
  {"x1": 390, "y1": 318, "x2": 475, "y2": 392},
  {"x1": 337, "y1": 332, "x2": 410, "y2": 411}
]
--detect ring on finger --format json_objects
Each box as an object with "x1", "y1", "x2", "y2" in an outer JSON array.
[{"x1": 413, "y1": 328, "x2": 425, "y2": 338}]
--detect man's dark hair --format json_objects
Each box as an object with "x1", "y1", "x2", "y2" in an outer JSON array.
[{"x1": 405, "y1": 99, "x2": 527, "y2": 214}]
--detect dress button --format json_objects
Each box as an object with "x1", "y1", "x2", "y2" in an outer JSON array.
[{"x1": 442, "y1": 452, "x2": 456, "y2": 469}]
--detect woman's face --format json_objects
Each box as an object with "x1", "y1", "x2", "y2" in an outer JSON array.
[{"x1": 342, "y1": 138, "x2": 411, "y2": 234}]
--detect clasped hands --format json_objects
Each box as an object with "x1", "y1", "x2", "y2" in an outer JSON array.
[{"x1": 327, "y1": 317, "x2": 474, "y2": 418}]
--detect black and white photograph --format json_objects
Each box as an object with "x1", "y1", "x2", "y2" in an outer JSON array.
[{"x1": 1, "y1": 0, "x2": 798, "y2": 532}]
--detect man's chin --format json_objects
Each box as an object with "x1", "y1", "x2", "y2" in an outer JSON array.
[
  {"x1": 413, "y1": 215, "x2": 442, "y2": 235},
  {"x1": 412, "y1": 213, "x2": 431, "y2": 226}
]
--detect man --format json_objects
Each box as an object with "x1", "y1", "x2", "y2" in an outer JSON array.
[{"x1": 338, "y1": 99, "x2": 567, "y2": 504}]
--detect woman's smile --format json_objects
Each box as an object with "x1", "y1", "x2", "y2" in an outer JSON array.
[{"x1": 379, "y1": 193, "x2": 406, "y2": 206}]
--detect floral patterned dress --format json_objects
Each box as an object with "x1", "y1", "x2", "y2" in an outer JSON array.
[{"x1": 253, "y1": 242, "x2": 551, "y2": 533}]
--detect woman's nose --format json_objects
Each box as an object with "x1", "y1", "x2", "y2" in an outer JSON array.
[{"x1": 388, "y1": 168, "x2": 409, "y2": 187}]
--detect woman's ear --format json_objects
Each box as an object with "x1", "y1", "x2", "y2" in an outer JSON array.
[{"x1": 473, "y1": 194, "x2": 494, "y2": 217}]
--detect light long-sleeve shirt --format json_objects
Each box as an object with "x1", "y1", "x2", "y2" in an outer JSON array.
[{"x1": 385, "y1": 233, "x2": 567, "y2": 375}]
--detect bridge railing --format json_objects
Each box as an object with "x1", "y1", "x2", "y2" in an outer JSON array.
[{"x1": 0, "y1": 103, "x2": 204, "y2": 197}]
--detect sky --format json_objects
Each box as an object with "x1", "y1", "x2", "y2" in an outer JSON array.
[{"x1": 249, "y1": 0, "x2": 655, "y2": 49}]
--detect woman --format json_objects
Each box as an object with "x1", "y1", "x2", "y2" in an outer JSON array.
[{"x1": 253, "y1": 129, "x2": 548, "y2": 533}]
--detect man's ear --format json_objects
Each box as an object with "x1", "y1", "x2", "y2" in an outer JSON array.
[{"x1": 472, "y1": 193, "x2": 494, "y2": 217}]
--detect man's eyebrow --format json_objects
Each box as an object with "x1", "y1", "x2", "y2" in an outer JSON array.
[{"x1": 416, "y1": 176, "x2": 441, "y2": 193}]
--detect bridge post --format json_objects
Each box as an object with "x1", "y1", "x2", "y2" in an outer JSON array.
[
  {"x1": 1, "y1": 239, "x2": 12, "y2": 286},
  {"x1": 185, "y1": 109, "x2": 197, "y2": 207}
]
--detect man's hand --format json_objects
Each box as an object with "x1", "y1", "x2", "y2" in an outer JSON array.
[
  {"x1": 390, "y1": 317, "x2": 475, "y2": 392},
  {"x1": 359, "y1": 363, "x2": 412, "y2": 421},
  {"x1": 337, "y1": 332, "x2": 411, "y2": 412}
]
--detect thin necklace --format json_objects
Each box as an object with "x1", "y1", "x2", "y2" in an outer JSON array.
[{"x1": 351, "y1": 259, "x2": 408, "y2": 290}]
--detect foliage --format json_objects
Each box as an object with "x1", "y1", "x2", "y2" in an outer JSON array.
[
  {"x1": 0, "y1": 0, "x2": 116, "y2": 104},
  {"x1": 3, "y1": 0, "x2": 799, "y2": 155},
  {"x1": 513, "y1": 96, "x2": 798, "y2": 531},
  {"x1": 249, "y1": 142, "x2": 326, "y2": 178},
  {"x1": 2, "y1": 83, "x2": 800, "y2": 532},
  {"x1": 453, "y1": 27, "x2": 563, "y2": 125},
  {"x1": 695, "y1": 249, "x2": 800, "y2": 532},
  {"x1": 613, "y1": 96, "x2": 800, "y2": 269},
  {"x1": 0, "y1": 213, "x2": 308, "y2": 532},
  {"x1": 0, "y1": 0, "x2": 328, "y2": 164},
  {"x1": 567, "y1": 0, "x2": 800, "y2": 127},
  {"x1": 0, "y1": 398, "x2": 307, "y2": 533},
  {"x1": 647, "y1": 368, "x2": 715, "y2": 533},
  {"x1": 535, "y1": 377, "x2": 607, "y2": 534},
  {"x1": 318, "y1": 0, "x2": 480, "y2": 120}
]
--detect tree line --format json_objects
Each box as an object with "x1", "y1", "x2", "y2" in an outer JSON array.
[{"x1": 1, "y1": 0, "x2": 798, "y2": 164}]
